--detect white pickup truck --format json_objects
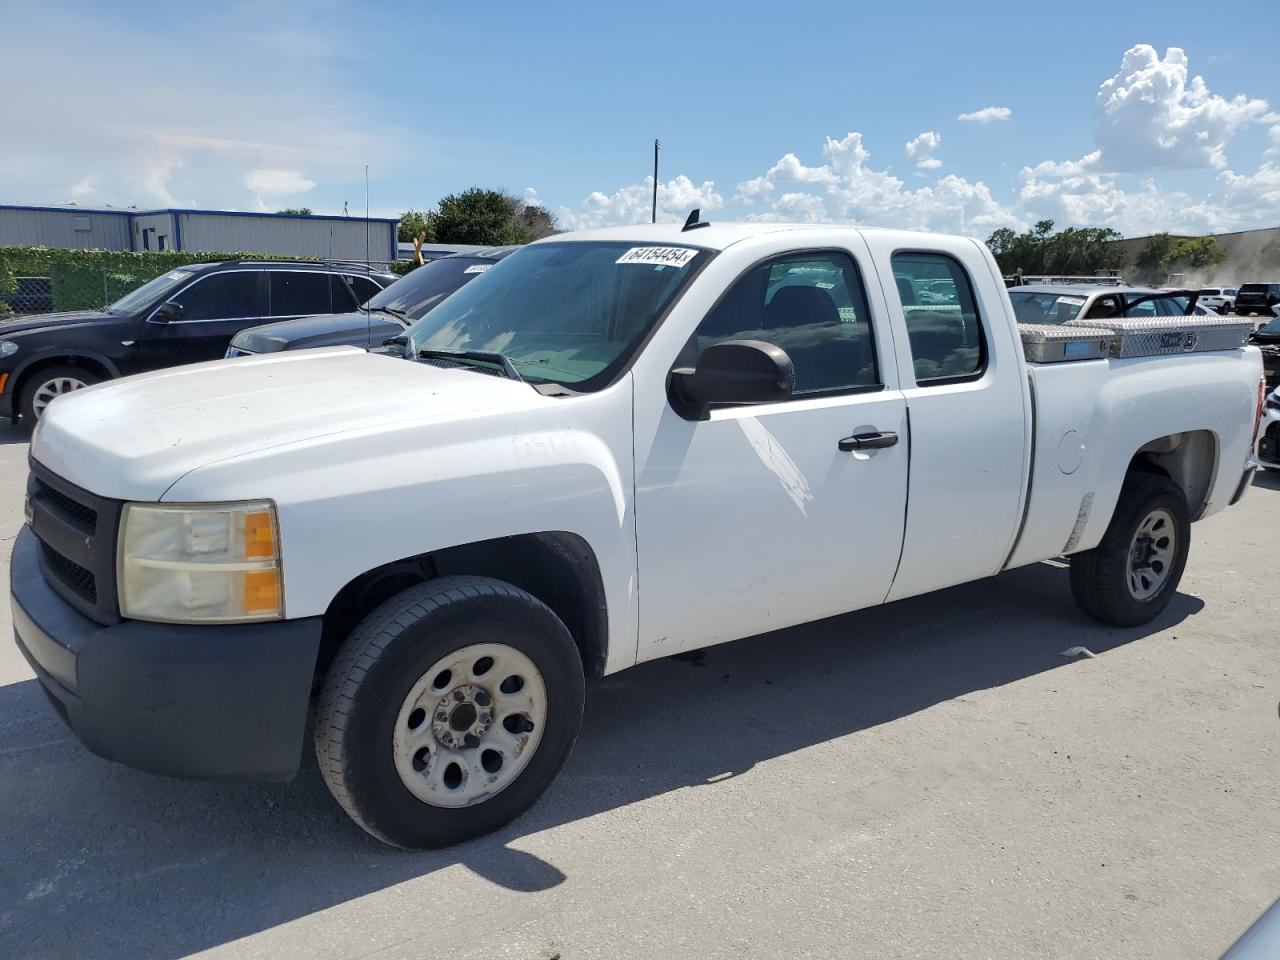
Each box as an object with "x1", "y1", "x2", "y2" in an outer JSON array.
[{"x1": 10, "y1": 220, "x2": 1265, "y2": 848}]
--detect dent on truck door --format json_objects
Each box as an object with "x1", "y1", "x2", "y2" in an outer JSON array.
[
  {"x1": 634, "y1": 249, "x2": 909, "y2": 657},
  {"x1": 880, "y1": 247, "x2": 1028, "y2": 601}
]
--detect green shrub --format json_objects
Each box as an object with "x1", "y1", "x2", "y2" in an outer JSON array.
[{"x1": 0, "y1": 246, "x2": 333, "y2": 312}]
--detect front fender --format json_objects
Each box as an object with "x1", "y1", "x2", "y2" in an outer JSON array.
[{"x1": 162, "y1": 382, "x2": 640, "y2": 673}]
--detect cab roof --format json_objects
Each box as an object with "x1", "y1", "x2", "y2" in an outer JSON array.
[{"x1": 543, "y1": 221, "x2": 975, "y2": 252}]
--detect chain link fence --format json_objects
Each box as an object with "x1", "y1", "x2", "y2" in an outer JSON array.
[{"x1": 0, "y1": 254, "x2": 406, "y2": 318}]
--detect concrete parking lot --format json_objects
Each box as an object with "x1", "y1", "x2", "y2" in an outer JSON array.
[{"x1": 0, "y1": 417, "x2": 1276, "y2": 960}]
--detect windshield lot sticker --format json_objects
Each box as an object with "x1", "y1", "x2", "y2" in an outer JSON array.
[
  {"x1": 463, "y1": 264, "x2": 491, "y2": 274},
  {"x1": 616, "y1": 246, "x2": 698, "y2": 268}
]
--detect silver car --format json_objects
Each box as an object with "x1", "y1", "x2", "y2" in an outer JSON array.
[{"x1": 1007, "y1": 284, "x2": 1210, "y2": 325}]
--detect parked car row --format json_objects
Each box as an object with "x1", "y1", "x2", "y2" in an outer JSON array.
[{"x1": 0, "y1": 260, "x2": 396, "y2": 422}]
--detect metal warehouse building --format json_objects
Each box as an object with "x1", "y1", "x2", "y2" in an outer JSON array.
[{"x1": 0, "y1": 204, "x2": 399, "y2": 262}]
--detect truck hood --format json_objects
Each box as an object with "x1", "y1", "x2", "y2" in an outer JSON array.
[
  {"x1": 0, "y1": 310, "x2": 117, "y2": 337},
  {"x1": 32, "y1": 347, "x2": 543, "y2": 500}
]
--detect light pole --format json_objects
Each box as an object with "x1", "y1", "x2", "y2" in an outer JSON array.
[{"x1": 652, "y1": 139, "x2": 660, "y2": 224}]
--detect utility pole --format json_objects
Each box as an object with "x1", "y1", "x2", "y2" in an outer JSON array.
[{"x1": 652, "y1": 139, "x2": 660, "y2": 224}]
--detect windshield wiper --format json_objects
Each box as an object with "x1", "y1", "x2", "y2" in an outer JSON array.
[{"x1": 416, "y1": 347, "x2": 525, "y2": 382}]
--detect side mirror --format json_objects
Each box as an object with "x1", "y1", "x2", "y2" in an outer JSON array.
[
  {"x1": 669, "y1": 339, "x2": 794, "y2": 416},
  {"x1": 152, "y1": 301, "x2": 183, "y2": 323}
]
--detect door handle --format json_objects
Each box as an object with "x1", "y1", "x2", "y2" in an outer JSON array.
[{"x1": 838, "y1": 431, "x2": 899, "y2": 452}]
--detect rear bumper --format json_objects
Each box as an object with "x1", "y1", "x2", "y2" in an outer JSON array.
[{"x1": 10, "y1": 526, "x2": 323, "y2": 780}]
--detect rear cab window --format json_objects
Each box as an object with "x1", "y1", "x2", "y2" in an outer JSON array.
[{"x1": 891, "y1": 252, "x2": 986, "y2": 383}]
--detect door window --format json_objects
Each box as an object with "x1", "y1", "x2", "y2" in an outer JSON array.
[
  {"x1": 170, "y1": 271, "x2": 261, "y2": 322},
  {"x1": 890, "y1": 252, "x2": 985, "y2": 383},
  {"x1": 270, "y1": 271, "x2": 334, "y2": 317},
  {"x1": 331, "y1": 275, "x2": 360, "y2": 311},
  {"x1": 1083, "y1": 295, "x2": 1121, "y2": 320},
  {"x1": 346, "y1": 275, "x2": 382, "y2": 305},
  {"x1": 1124, "y1": 297, "x2": 1158, "y2": 318},
  {"x1": 695, "y1": 251, "x2": 878, "y2": 395}
]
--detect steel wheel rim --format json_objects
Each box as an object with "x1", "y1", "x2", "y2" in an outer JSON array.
[
  {"x1": 32, "y1": 376, "x2": 88, "y2": 417},
  {"x1": 392, "y1": 642, "x2": 547, "y2": 809},
  {"x1": 1127, "y1": 507, "x2": 1176, "y2": 601}
]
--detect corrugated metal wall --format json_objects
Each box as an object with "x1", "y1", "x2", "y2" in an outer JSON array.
[
  {"x1": 0, "y1": 207, "x2": 131, "y2": 250},
  {"x1": 178, "y1": 213, "x2": 396, "y2": 261}
]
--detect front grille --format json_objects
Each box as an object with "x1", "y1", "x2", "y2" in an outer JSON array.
[
  {"x1": 39, "y1": 542, "x2": 97, "y2": 604},
  {"x1": 33, "y1": 477, "x2": 97, "y2": 531},
  {"x1": 27, "y1": 461, "x2": 122, "y2": 624}
]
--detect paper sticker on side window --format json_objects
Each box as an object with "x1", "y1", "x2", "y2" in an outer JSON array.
[
  {"x1": 463, "y1": 264, "x2": 490, "y2": 274},
  {"x1": 615, "y1": 246, "x2": 699, "y2": 268},
  {"x1": 1056, "y1": 296, "x2": 1086, "y2": 307}
]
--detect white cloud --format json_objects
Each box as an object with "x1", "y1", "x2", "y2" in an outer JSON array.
[
  {"x1": 523, "y1": 186, "x2": 541, "y2": 206},
  {"x1": 905, "y1": 131, "x2": 942, "y2": 170},
  {"x1": 957, "y1": 106, "x2": 1012, "y2": 124},
  {"x1": 733, "y1": 132, "x2": 1024, "y2": 235},
  {"x1": 733, "y1": 175, "x2": 774, "y2": 203},
  {"x1": 69, "y1": 178, "x2": 96, "y2": 199},
  {"x1": 558, "y1": 175, "x2": 724, "y2": 230},
  {"x1": 244, "y1": 169, "x2": 316, "y2": 196},
  {"x1": 244, "y1": 169, "x2": 317, "y2": 212},
  {"x1": 1094, "y1": 44, "x2": 1269, "y2": 170}
]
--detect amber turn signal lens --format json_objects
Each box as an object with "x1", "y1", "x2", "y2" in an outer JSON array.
[{"x1": 242, "y1": 509, "x2": 277, "y2": 559}]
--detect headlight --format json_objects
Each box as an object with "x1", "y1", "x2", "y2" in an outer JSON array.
[
  {"x1": 118, "y1": 501, "x2": 283, "y2": 623},
  {"x1": 0, "y1": 341, "x2": 17, "y2": 358}
]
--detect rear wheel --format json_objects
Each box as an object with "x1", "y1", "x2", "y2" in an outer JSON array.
[
  {"x1": 19, "y1": 365, "x2": 102, "y2": 423},
  {"x1": 315, "y1": 576, "x2": 585, "y2": 849},
  {"x1": 1069, "y1": 473, "x2": 1190, "y2": 627}
]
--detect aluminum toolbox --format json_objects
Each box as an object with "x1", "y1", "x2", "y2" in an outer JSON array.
[
  {"x1": 1018, "y1": 323, "x2": 1112, "y2": 363},
  {"x1": 1065, "y1": 316, "x2": 1252, "y2": 359}
]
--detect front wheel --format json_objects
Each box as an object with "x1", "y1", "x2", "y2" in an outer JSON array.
[
  {"x1": 315, "y1": 576, "x2": 585, "y2": 849},
  {"x1": 19, "y1": 365, "x2": 103, "y2": 423},
  {"x1": 1069, "y1": 473, "x2": 1191, "y2": 627}
]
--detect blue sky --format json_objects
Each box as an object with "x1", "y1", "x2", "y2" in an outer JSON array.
[{"x1": 3, "y1": 0, "x2": 1277, "y2": 238}]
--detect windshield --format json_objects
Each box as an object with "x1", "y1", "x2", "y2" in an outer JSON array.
[
  {"x1": 1258, "y1": 317, "x2": 1280, "y2": 336},
  {"x1": 403, "y1": 241, "x2": 712, "y2": 390},
  {"x1": 1008, "y1": 290, "x2": 1086, "y2": 325},
  {"x1": 368, "y1": 257, "x2": 497, "y2": 319},
  {"x1": 108, "y1": 270, "x2": 196, "y2": 314}
]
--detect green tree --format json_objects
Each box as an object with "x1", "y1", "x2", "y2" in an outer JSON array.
[
  {"x1": 398, "y1": 209, "x2": 434, "y2": 265},
  {"x1": 511, "y1": 198, "x2": 558, "y2": 240},
  {"x1": 276, "y1": 207, "x2": 313, "y2": 215},
  {"x1": 1133, "y1": 233, "x2": 1174, "y2": 284},
  {"x1": 1163, "y1": 236, "x2": 1227, "y2": 272},
  {"x1": 430, "y1": 189, "x2": 558, "y2": 245},
  {"x1": 985, "y1": 220, "x2": 1124, "y2": 280},
  {"x1": 431, "y1": 189, "x2": 523, "y2": 245}
]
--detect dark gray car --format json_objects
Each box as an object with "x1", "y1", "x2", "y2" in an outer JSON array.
[{"x1": 226, "y1": 247, "x2": 520, "y2": 357}]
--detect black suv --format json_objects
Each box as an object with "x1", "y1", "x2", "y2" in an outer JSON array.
[
  {"x1": 0, "y1": 260, "x2": 395, "y2": 423},
  {"x1": 1233, "y1": 282, "x2": 1280, "y2": 317}
]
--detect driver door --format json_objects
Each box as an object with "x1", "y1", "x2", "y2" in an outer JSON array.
[{"x1": 634, "y1": 247, "x2": 908, "y2": 658}]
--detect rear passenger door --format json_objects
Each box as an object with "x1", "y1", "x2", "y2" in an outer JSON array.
[
  {"x1": 635, "y1": 247, "x2": 910, "y2": 656},
  {"x1": 863, "y1": 239, "x2": 1030, "y2": 602},
  {"x1": 267, "y1": 269, "x2": 339, "y2": 322},
  {"x1": 139, "y1": 269, "x2": 266, "y2": 369}
]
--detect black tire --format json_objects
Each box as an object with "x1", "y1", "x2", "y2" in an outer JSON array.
[
  {"x1": 315, "y1": 576, "x2": 585, "y2": 849},
  {"x1": 1069, "y1": 472, "x2": 1190, "y2": 627},
  {"x1": 18, "y1": 364, "x2": 103, "y2": 424}
]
